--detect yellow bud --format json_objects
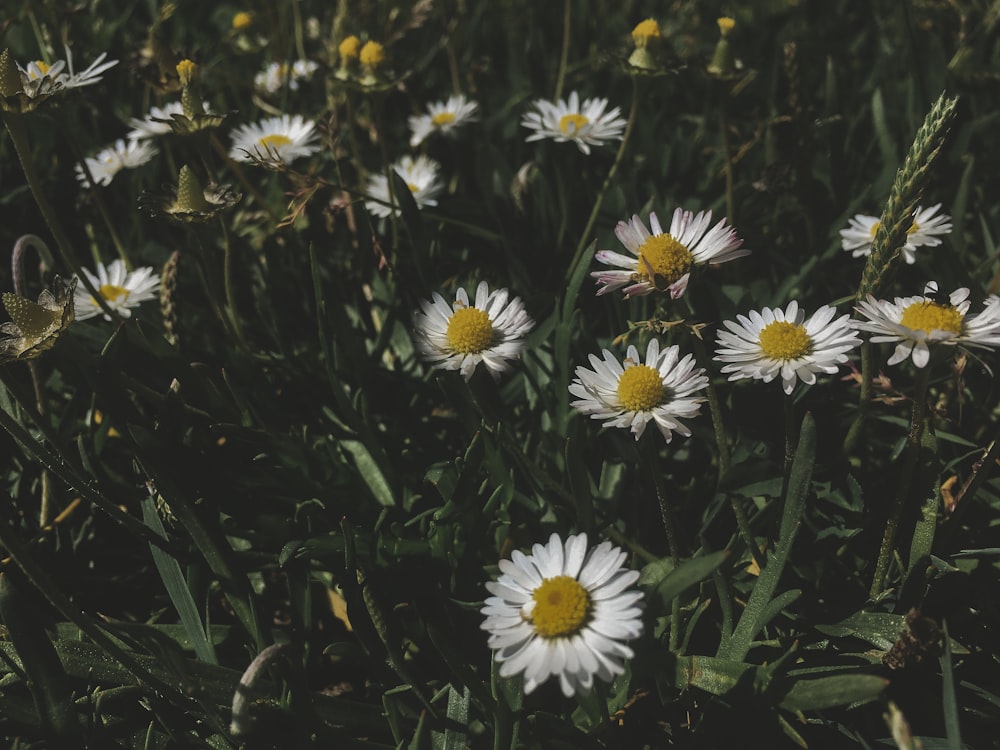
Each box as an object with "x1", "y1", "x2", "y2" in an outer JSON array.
[
  {"x1": 338, "y1": 35, "x2": 361, "y2": 61},
  {"x1": 631, "y1": 18, "x2": 661, "y2": 48},
  {"x1": 176, "y1": 59, "x2": 197, "y2": 86},
  {"x1": 359, "y1": 41, "x2": 385, "y2": 69},
  {"x1": 232, "y1": 11, "x2": 253, "y2": 31},
  {"x1": 717, "y1": 17, "x2": 735, "y2": 38}
]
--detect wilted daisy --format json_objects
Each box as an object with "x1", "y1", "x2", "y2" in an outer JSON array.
[
  {"x1": 569, "y1": 338, "x2": 708, "y2": 442},
  {"x1": 521, "y1": 91, "x2": 626, "y2": 155},
  {"x1": 229, "y1": 114, "x2": 319, "y2": 165},
  {"x1": 413, "y1": 281, "x2": 534, "y2": 380},
  {"x1": 409, "y1": 94, "x2": 479, "y2": 147},
  {"x1": 840, "y1": 204, "x2": 952, "y2": 265},
  {"x1": 714, "y1": 301, "x2": 861, "y2": 394},
  {"x1": 364, "y1": 155, "x2": 443, "y2": 218},
  {"x1": 18, "y1": 47, "x2": 117, "y2": 91},
  {"x1": 593, "y1": 208, "x2": 748, "y2": 299},
  {"x1": 75, "y1": 139, "x2": 158, "y2": 187},
  {"x1": 74, "y1": 260, "x2": 160, "y2": 321},
  {"x1": 854, "y1": 282, "x2": 1000, "y2": 368},
  {"x1": 481, "y1": 532, "x2": 644, "y2": 697},
  {"x1": 254, "y1": 60, "x2": 319, "y2": 94},
  {"x1": 126, "y1": 101, "x2": 212, "y2": 140}
]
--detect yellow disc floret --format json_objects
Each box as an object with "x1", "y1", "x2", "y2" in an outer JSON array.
[
  {"x1": 176, "y1": 59, "x2": 197, "y2": 86},
  {"x1": 431, "y1": 111, "x2": 456, "y2": 126},
  {"x1": 900, "y1": 301, "x2": 964, "y2": 335},
  {"x1": 531, "y1": 576, "x2": 591, "y2": 638},
  {"x1": 359, "y1": 41, "x2": 386, "y2": 69},
  {"x1": 339, "y1": 35, "x2": 361, "y2": 61},
  {"x1": 632, "y1": 18, "x2": 662, "y2": 48},
  {"x1": 617, "y1": 364, "x2": 664, "y2": 412},
  {"x1": 232, "y1": 11, "x2": 253, "y2": 31},
  {"x1": 559, "y1": 113, "x2": 589, "y2": 136},
  {"x1": 446, "y1": 307, "x2": 494, "y2": 354},
  {"x1": 717, "y1": 17, "x2": 736, "y2": 37},
  {"x1": 636, "y1": 234, "x2": 693, "y2": 285},
  {"x1": 758, "y1": 321, "x2": 812, "y2": 360},
  {"x1": 259, "y1": 134, "x2": 292, "y2": 150},
  {"x1": 98, "y1": 284, "x2": 128, "y2": 304}
]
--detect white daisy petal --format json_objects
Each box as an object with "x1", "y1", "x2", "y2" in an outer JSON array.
[
  {"x1": 364, "y1": 154, "x2": 443, "y2": 218},
  {"x1": 73, "y1": 260, "x2": 160, "y2": 322},
  {"x1": 853, "y1": 281, "x2": 1000, "y2": 367},
  {"x1": 75, "y1": 139, "x2": 158, "y2": 187},
  {"x1": 840, "y1": 204, "x2": 951, "y2": 264},
  {"x1": 521, "y1": 91, "x2": 626, "y2": 154},
  {"x1": 412, "y1": 281, "x2": 534, "y2": 381},
  {"x1": 229, "y1": 114, "x2": 320, "y2": 165},
  {"x1": 481, "y1": 532, "x2": 644, "y2": 698}
]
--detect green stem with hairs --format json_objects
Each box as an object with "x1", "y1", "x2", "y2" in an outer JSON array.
[
  {"x1": 553, "y1": 0, "x2": 572, "y2": 101},
  {"x1": 869, "y1": 364, "x2": 932, "y2": 598},
  {"x1": 219, "y1": 217, "x2": 249, "y2": 349},
  {"x1": 642, "y1": 438, "x2": 682, "y2": 653}
]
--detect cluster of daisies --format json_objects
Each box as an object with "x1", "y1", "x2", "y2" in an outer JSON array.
[{"x1": 405, "y1": 198, "x2": 1000, "y2": 697}]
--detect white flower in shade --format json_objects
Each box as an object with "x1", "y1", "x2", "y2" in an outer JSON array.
[
  {"x1": 17, "y1": 47, "x2": 117, "y2": 94},
  {"x1": 569, "y1": 338, "x2": 708, "y2": 442},
  {"x1": 481, "y1": 532, "x2": 644, "y2": 698},
  {"x1": 364, "y1": 155, "x2": 443, "y2": 218},
  {"x1": 592, "y1": 208, "x2": 748, "y2": 299},
  {"x1": 75, "y1": 139, "x2": 158, "y2": 187},
  {"x1": 409, "y1": 94, "x2": 479, "y2": 147},
  {"x1": 126, "y1": 101, "x2": 211, "y2": 139},
  {"x1": 854, "y1": 282, "x2": 1000, "y2": 368},
  {"x1": 840, "y1": 204, "x2": 952, "y2": 265},
  {"x1": 73, "y1": 260, "x2": 160, "y2": 321},
  {"x1": 413, "y1": 281, "x2": 535, "y2": 380},
  {"x1": 714, "y1": 301, "x2": 862, "y2": 394},
  {"x1": 521, "y1": 91, "x2": 626, "y2": 155},
  {"x1": 228, "y1": 114, "x2": 320, "y2": 165},
  {"x1": 253, "y1": 60, "x2": 319, "y2": 94}
]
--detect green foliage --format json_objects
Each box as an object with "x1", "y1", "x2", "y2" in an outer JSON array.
[{"x1": 1, "y1": 1, "x2": 1000, "y2": 748}]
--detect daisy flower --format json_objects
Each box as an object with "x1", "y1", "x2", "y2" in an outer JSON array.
[
  {"x1": 521, "y1": 91, "x2": 626, "y2": 155},
  {"x1": 413, "y1": 281, "x2": 535, "y2": 381},
  {"x1": 714, "y1": 301, "x2": 862, "y2": 394},
  {"x1": 74, "y1": 260, "x2": 160, "y2": 321},
  {"x1": 126, "y1": 101, "x2": 210, "y2": 140},
  {"x1": 254, "y1": 60, "x2": 319, "y2": 94},
  {"x1": 840, "y1": 204, "x2": 952, "y2": 265},
  {"x1": 75, "y1": 139, "x2": 158, "y2": 187},
  {"x1": 409, "y1": 94, "x2": 479, "y2": 147},
  {"x1": 592, "y1": 208, "x2": 748, "y2": 299},
  {"x1": 854, "y1": 282, "x2": 1000, "y2": 368},
  {"x1": 228, "y1": 114, "x2": 320, "y2": 165},
  {"x1": 481, "y1": 532, "x2": 644, "y2": 697},
  {"x1": 364, "y1": 155, "x2": 443, "y2": 218},
  {"x1": 17, "y1": 47, "x2": 117, "y2": 93},
  {"x1": 569, "y1": 338, "x2": 708, "y2": 442}
]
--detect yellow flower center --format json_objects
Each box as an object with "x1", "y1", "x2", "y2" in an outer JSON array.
[
  {"x1": 98, "y1": 284, "x2": 129, "y2": 303},
  {"x1": 899, "y1": 301, "x2": 964, "y2": 335},
  {"x1": 259, "y1": 134, "x2": 293, "y2": 150},
  {"x1": 176, "y1": 59, "x2": 197, "y2": 86},
  {"x1": 359, "y1": 41, "x2": 386, "y2": 68},
  {"x1": 446, "y1": 307, "x2": 494, "y2": 354},
  {"x1": 405, "y1": 182, "x2": 420, "y2": 193},
  {"x1": 559, "y1": 113, "x2": 589, "y2": 136},
  {"x1": 636, "y1": 234, "x2": 693, "y2": 285},
  {"x1": 339, "y1": 35, "x2": 361, "y2": 61},
  {"x1": 530, "y1": 576, "x2": 591, "y2": 638},
  {"x1": 870, "y1": 220, "x2": 919, "y2": 239},
  {"x1": 632, "y1": 18, "x2": 661, "y2": 46},
  {"x1": 617, "y1": 364, "x2": 664, "y2": 412},
  {"x1": 232, "y1": 11, "x2": 253, "y2": 31},
  {"x1": 431, "y1": 111, "x2": 456, "y2": 126},
  {"x1": 34, "y1": 60, "x2": 51, "y2": 76},
  {"x1": 717, "y1": 17, "x2": 736, "y2": 37},
  {"x1": 758, "y1": 320, "x2": 812, "y2": 360}
]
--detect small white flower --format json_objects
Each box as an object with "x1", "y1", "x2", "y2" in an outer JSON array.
[
  {"x1": 413, "y1": 281, "x2": 535, "y2": 381},
  {"x1": 127, "y1": 101, "x2": 210, "y2": 139},
  {"x1": 714, "y1": 301, "x2": 861, "y2": 394},
  {"x1": 521, "y1": 91, "x2": 626, "y2": 155},
  {"x1": 854, "y1": 281, "x2": 1000, "y2": 368},
  {"x1": 364, "y1": 155, "x2": 444, "y2": 218},
  {"x1": 481, "y1": 532, "x2": 644, "y2": 698},
  {"x1": 840, "y1": 204, "x2": 952, "y2": 265},
  {"x1": 253, "y1": 60, "x2": 319, "y2": 94},
  {"x1": 75, "y1": 139, "x2": 159, "y2": 187},
  {"x1": 569, "y1": 338, "x2": 708, "y2": 442},
  {"x1": 17, "y1": 47, "x2": 117, "y2": 96},
  {"x1": 592, "y1": 208, "x2": 748, "y2": 299},
  {"x1": 409, "y1": 94, "x2": 479, "y2": 147},
  {"x1": 228, "y1": 114, "x2": 320, "y2": 165},
  {"x1": 74, "y1": 260, "x2": 160, "y2": 321}
]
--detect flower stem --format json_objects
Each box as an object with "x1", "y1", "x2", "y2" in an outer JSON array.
[
  {"x1": 553, "y1": 0, "x2": 572, "y2": 101},
  {"x1": 843, "y1": 339, "x2": 873, "y2": 455},
  {"x1": 642, "y1": 439, "x2": 682, "y2": 653},
  {"x1": 219, "y1": 217, "x2": 249, "y2": 348},
  {"x1": 2, "y1": 112, "x2": 116, "y2": 320},
  {"x1": 869, "y1": 364, "x2": 932, "y2": 598}
]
